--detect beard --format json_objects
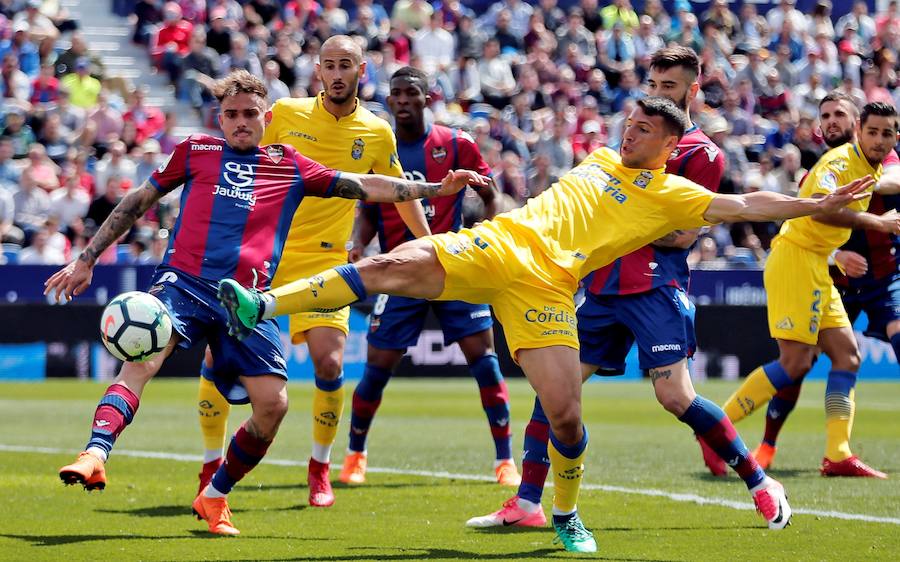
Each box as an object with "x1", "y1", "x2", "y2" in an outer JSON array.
[
  {"x1": 825, "y1": 128, "x2": 854, "y2": 149},
  {"x1": 327, "y1": 76, "x2": 359, "y2": 105}
]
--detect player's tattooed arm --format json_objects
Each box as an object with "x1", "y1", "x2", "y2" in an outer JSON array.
[
  {"x1": 79, "y1": 182, "x2": 163, "y2": 266},
  {"x1": 652, "y1": 228, "x2": 701, "y2": 249},
  {"x1": 334, "y1": 170, "x2": 492, "y2": 203}
]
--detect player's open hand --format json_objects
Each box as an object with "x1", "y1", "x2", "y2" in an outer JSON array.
[
  {"x1": 876, "y1": 209, "x2": 900, "y2": 234},
  {"x1": 834, "y1": 250, "x2": 868, "y2": 278},
  {"x1": 438, "y1": 170, "x2": 493, "y2": 197},
  {"x1": 816, "y1": 175, "x2": 875, "y2": 213},
  {"x1": 43, "y1": 258, "x2": 93, "y2": 303}
]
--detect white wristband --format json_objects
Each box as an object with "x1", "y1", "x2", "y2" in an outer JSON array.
[{"x1": 827, "y1": 249, "x2": 839, "y2": 266}]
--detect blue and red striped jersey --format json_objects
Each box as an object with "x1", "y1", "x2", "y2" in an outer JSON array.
[
  {"x1": 149, "y1": 134, "x2": 338, "y2": 290},
  {"x1": 585, "y1": 125, "x2": 724, "y2": 296},
  {"x1": 367, "y1": 124, "x2": 491, "y2": 251},
  {"x1": 833, "y1": 150, "x2": 900, "y2": 288}
]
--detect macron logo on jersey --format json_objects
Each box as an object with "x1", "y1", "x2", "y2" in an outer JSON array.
[{"x1": 191, "y1": 143, "x2": 223, "y2": 151}]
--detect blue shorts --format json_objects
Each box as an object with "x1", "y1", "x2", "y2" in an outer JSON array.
[
  {"x1": 577, "y1": 285, "x2": 696, "y2": 374},
  {"x1": 148, "y1": 267, "x2": 287, "y2": 405},
  {"x1": 367, "y1": 294, "x2": 493, "y2": 350},
  {"x1": 838, "y1": 276, "x2": 900, "y2": 342}
]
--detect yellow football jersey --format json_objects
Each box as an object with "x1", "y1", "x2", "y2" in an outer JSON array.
[
  {"x1": 491, "y1": 147, "x2": 716, "y2": 281},
  {"x1": 779, "y1": 143, "x2": 881, "y2": 253},
  {"x1": 261, "y1": 93, "x2": 404, "y2": 255}
]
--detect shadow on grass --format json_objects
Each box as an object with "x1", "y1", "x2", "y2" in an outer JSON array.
[
  {"x1": 96, "y1": 504, "x2": 190, "y2": 518},
  {"x1": 214, "y1": 547, "x2": 677, "y2": 561},
  {"x1": 1, "y1": 532, "x2": 333, "y2": 546},
  {"x1": 239, "y1": 481, "x2": 441, "y2": 492}
]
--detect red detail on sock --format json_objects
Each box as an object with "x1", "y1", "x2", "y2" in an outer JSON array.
[
  {"x1": 521, "y1": 460, "x2": 550, "y2": 487},
  {"x1": 490, "y1": 424, "x2": 511, "y2": 439},
  {"x1": 224, "y1": 423, "x2": 271, "y2": 481},
  {"x1": 92, "y1": 384, "x2": 141, "y2": 438},
  {"x1": 352, "y1": 393, "x2": 382, "y2": 419},
  {"x1": 478, "y1": 381, "x2": 510, "y2": 408},
  {"x1": 524, "y1": 419, "x2": 550, "y2": 442},
  {"x1": 701, "y1": 417, "x2": 760, "y2": 480}
]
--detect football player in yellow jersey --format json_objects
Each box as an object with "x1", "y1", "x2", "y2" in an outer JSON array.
[
  {"x1": 702, "y1": 98, "x2": 900, "y2": 479},
  {"x1": 218, "y1": 97, "x2": 871, "y2": 553},
  {"x1": 194, "y1": 35, "x2": 432, "y2": 508}
]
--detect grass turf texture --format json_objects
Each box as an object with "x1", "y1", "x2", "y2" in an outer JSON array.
[{"x1": 0, "y1": 379, "x2": 898, "y2": 561}]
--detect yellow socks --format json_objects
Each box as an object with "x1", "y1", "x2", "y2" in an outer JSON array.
[
  {"x1": 197, "y1": 376, "x2": 230, "y2": 459},
  {"x1": 269, "y1": 265, "x2": 367, "y2": 318},
  {"x1": 311, "y1": 375, "x2": 345, "y2": 463},
  {"x1": 723, "y1": 361, "x2": 793, "y2": 423},
  {"x1": 548, "y1": 428, "x2": 588, "y2": 514},
  {"x1": 825, "y1": 371, "x2": 857, "y2": 462}
]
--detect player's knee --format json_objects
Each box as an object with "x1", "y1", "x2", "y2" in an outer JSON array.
[
  {"x1": 312, "y1": 351, "x2": 343, "y2": 379},
  {"x1": 544, "y1": 406, "x2": 582, "y2": 444},
  {"x1": 656, "y1": 390, "x2": 692, "y2": 417},
  {"x1": 780, "y1": 354, "x2": 814, "y2": 379},
  {"x1": 253, "y1": 394, "x2": 288, "y2": 435},
  {"x1": 834, "y1": 348, "x2": 861, "y2": 372}
]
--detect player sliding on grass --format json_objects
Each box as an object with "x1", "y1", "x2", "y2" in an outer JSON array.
[
  {"x1": 218, "y1": 97, "x2": 873, "y2": 552},
  {"x1": 340, "y1": 67, "x2": 520, "y2": 488},
  {"x1": 44, "y1": 69, "x2": 490, "y2": 536},
  {"x1": 701, "y1": 97, "x2": 900, "y2": 478}
]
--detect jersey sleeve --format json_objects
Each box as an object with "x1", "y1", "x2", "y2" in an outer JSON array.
[
  {"x1": 803, "y1": 159, "x2": 849, "y2": 199},
  {"x1": 883, "y1": 149, "x2": 900, "y2": 168},
  {"x1": 260, "y1": 101, "x2": 282, "y2": 146},
  {"x1": 371, "y1": 125, "x2": 404, "y2": 178},
  {"x1": 148, "y1": 136, "x2": 190, "y2": 193},
  {"x1": 457, "y1": 130, "x2": 492, "y2": 177},
  {"x1": 681, "y1": 144, "x2": 725, "y2": 193},
  {"x1": 291, "y1": 148, "x2": 339, "y2": 197},
  {"x1": 668, "y1": 178, "x2": 717, "y2": 229}
]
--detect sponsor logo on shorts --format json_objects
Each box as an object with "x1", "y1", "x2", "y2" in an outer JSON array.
[
  {"x1": 651, "y1": 343, "x2": 682, "y2": 353},
  {"x1": 445, "y1": 239, "x2": 470, "y2": 255},
  {"x1": 272, "y1": 354, "x2": 286, "y2": 369},
  {"x1": 159, "y1": 271, "x2": 179, "y2": 284},
  {"x1": 776, "y1": 317, "x2": 794, "y2": 330},
  {"x1": 525, "y1": 306, "x2": 577, "y2": 327}
]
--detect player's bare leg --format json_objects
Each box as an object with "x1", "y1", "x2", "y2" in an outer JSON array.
[
  {"x1": 817, "y1": 327, "x2": 886, "y2": 478},
  {"x1": 651, "y1": 359, "x2": 791, "y2": 529},
  {"x1": 59, "y1": 335, "x2": 180, "y2": 490},
  {"x1": 457, "y1": 330, "x2": 519, "y2": 486},
  {"x1": 194, "y1": 373, "x2": 288, "y2": 535},
  {"x1": 304, "y1": 326, "x2": 348, "y2": 506},
  {"x1": 516, "y1": 346, "x2": 595, "y2": 552}
]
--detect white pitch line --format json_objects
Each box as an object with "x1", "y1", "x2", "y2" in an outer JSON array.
[{"x1": 4, "y1": 443, "x2": 899, "y2": 526}]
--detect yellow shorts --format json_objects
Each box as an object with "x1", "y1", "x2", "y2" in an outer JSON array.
[
  {"x1": 428, "y1": 221, "x2": 579, "y2": 358},
  {"x1": 272, "y1": 250, "x2": 350, "y2": 344},
  {"x1": 765, "y1": 237, "x2": 850, "y2": 345}
]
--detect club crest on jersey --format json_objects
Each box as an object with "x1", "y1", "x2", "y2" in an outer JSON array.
[
  {"x1": 351, "y1": 138, "x2": 365, "y2": 160},
  {"x1": 266, "y1": 144, "x2": 284, "y2": 164},
  {"x1": 633, "y1": 170, "x2": 653, "y2": 188},
  {"x1": 820, "y1": 171, "x2": 838, "y2": 193},
  {"x1": 431, "y1": 146, "x2": 447, "y2": 163},
  {"x1": 668, "y1": 147, "x2": 681, "y2": 160}
]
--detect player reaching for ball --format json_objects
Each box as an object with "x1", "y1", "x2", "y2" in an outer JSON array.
[{"x1": 43, "y1": 69, "x2": 490, "y2": 536}]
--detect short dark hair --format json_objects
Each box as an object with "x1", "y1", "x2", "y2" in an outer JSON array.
[
  {"x1": 819, "y1": 90, "x2": 858, "y2": 114},
  {"x1": 650, "y1": 46, "x2": 701, "y2": 81},
  {"x1": 211, "y1": 69, "x2": 267, "y2": 102},
  {"x1": 860, "y1": 101, "x2": 898, "y2": 128},
  {"x1": 636, "y1": 96, "x2": 689, "y2": 139},
  {"x1": 390, "y1": 66, "x2": 429, "y2": 95}
]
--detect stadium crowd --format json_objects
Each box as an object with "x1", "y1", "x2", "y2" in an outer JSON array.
[{"x1": 2, "y1": 0, "x2": 900, "y2": 269}]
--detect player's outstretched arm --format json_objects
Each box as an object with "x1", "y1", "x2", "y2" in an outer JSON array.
[
  {"x1": 44, "y1": 181, "x2": 163, "y2": 302},
  {"x1": 813, "y1": 207, "x2": 900, "y2": 233},
  {"x1": 703, "y1": 176, "x2": 874, "y2": 224},
  {"x1": 875, "y1": 166, "x2": 900, "y2": 194},
  {"x1": 333, "y1": 170, "x2": 492, "y2": 203},
  {"x1": 394, "y1": 200, "x2": 432, "y2": 238}
]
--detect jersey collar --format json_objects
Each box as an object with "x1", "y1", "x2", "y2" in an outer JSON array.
[
  {"x1": 314, "y1": 91, "x2": 360, "y2": 122},
  {"x1": 397, "y1": 123, "x2": 431, "y2": 147},
  {"x1": 851, "y1": 142, "x2": 879, "y2": 173}
]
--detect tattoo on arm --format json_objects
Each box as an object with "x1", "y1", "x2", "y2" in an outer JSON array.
[
  {"x1": 653, "y1": 230, "x2": 686, "y2": 246},
  {"x1": 335, "y1": 174, "x2": 442, "y2": 201},
  {"x1": 649, "y1": 368, "x2": 672, "y2": 384},
  {"x1": 82, "y1": 183, "x2": 161, "y2": 264}
]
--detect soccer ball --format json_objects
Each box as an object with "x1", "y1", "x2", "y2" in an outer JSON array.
[{"x1": 100, "y1": 291, "x2": 172, "y2": 362}]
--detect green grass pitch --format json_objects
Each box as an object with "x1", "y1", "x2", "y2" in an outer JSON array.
[{"x1": 0, "y1": 379, "x2": 898, "y2": 561}]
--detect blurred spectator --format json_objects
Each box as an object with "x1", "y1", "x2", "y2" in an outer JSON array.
[
  {"x1": 633, "y1": 15, "x2": 664, "y2": 74},
  {"x1": 766, "y1": 0, "x2": 806, "y2": 36},
  {"x1": 758, "y1": 69, "x2": 791, "y2": 117},
  {"x1": 206, "y1": 8, "x2": 233, "y2": 56},
  {"x1": 495, "y1": 150, "x2": 527, "y2": 203},
  {"x1": 809, "y1": 0, "x2": 835, "y2": 38},
  {"x1": 0, "y1": 20, "x2": 40, "y2": 78},
  {"x1": 270, "y1": 32, "x2": 300, "y2": 92},
  {"x1": 0, "y1": 185, "x2": 22, "y2": 244},
  {"x1": 123, "y1": 87, "x2": 165, "y2": 145},
  {"x1": 61, "y1": 57, "x2": 102, "y2": 108},
  {"x1": 24, "y1": 143, "x2": 60, "y2": 192},
  {"x1": 321, "y1": 0, "x2": 350, "y2": 34},
  {"x1": 221, "y1": 33, "x2": 262, "y2": 77},
  {"x1": 526, "y1": 152, "x2": 559, "y2": 197},
  {"x1": 55, "y1": 32, "x2": 104, "y2": 79},
  {"x1": 837, "y1": 0, "x2": 877, "y2": 44},
  {"x1": 30, "y1": 61, "x2": 59, "y2": 106},
  {"x1": 13, "y1": 167, "x2": 50, "y2": 240},
  {"x1": 180, "y1": 28, "x2": 222, "y2": 114},
  {"x1": 37, "y1": 114, "x2": 71, "y2": 166},
  {"x1": 556, "y1": 9, "x2": 595, "y2": 61},
  {"x1": 536, "y1": 0, "x2": 566, "y2": 33},
  {"x1": 524, "y1": 10, "x2": 555, "y2": 53},
  {"x1": 413, "y1": 11, "x2": 454, "y2": 76},
  {"x1": 690, "y1": 236, "x2": 728, "y2": 269},
  {"x1": 478, "y1": 38, "x2": 516, "y2": 109},
  {"x1": 86, "y1": 175, "x2": 125, "y2": 229},
  {"x1": 0, "y1": 136, "x2": 21, "y2": 190},
  {"x1": 151, "y1": 2, "x2": 194, "y2": 83},
  {"x1": 154, "y1": 111, "x2": 181, "y2": 154},
  {"x1": 772, "y1": 143, "x2": 805, "y2": 195},
  {"x1": 135, "y1": 138, "x2": 161, "y2": 184},
  {"x1": 600, "y1": 0, "x2": 638, "y2": 32},
  {"x1": 262, "y1": 60, "x2": 290, "y2": 104},
  {"x1": 493, "y1": 9, "x2": 523, "y2": 53},
  {"x1": 13, "y1": 0, "x2": 59, "y2": 43},
  {"x1": 52, "y1": 89, "x2": 86, "y2": 133},
  {"x1": 571, "y1": 119, "x2": 604, "y2": 163},
  {"x1": 2, "y1": 108, "x2": 36, "y2": 159},
  {"x1": 598, "y1": 22, "x2": 635, "y2": 87},
  {"x1": 49, "y1": 172, "x2": 90, "y2": 230},
  {"x1": 447, "y1": 55, "x2": 481, "y2": 108},
  {"x1": 132, "y1": 0, "x2": 162, "y2": 46},
  {"x1": 535, "y1": 119, "x2": 574, "y2": 174},
  {"x1": 479, "y1": 0, "x2": 533, "y2": 37},
  {"x1": 611, "y1": 68, "x2": 644, "y2": 112},
  {"x1": 94, "y1": 141, "x2": 137, "y2": 196},
  {"x1": 17, "y1": 223, "x2": 65, "y2": 264},
  {"x1": 88, "y1": 91, "x2": 124, "y2": 147},
  {"x1": 1, "y1": 52, "x2": 30, "y2": 101},
  {"x1": 348, "y1": 4, "x2": 385, "y2": 52},
  {"x1": 392, "y1": 0, "x2": 433, "y2": 32}
]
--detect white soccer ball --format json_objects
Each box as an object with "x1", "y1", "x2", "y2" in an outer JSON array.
[{"x1": 100, "y1": 291, "x2": 172, "y2": 362}]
